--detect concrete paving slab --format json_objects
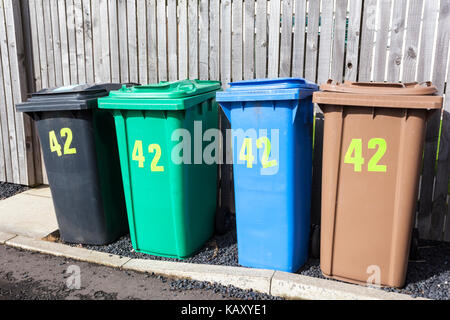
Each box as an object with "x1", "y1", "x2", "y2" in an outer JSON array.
[
  {"x1": 5, "y1": 235, "x2": 131, "y2": 268},
  {"x1": 0, "y1": 193, "x2": 57, "y2": 239},
  {"x1": 270, "y1": 271, "x2": 424, "y2": 300},
  {"x1": 23, "y1": 186, "x2": 52, "y2": 198},
  {"x1": 0, "y1": 231, "x2": 16, "y2": 244},
  {"x1": 123, "y1": 259, "x2": 275, "y2": 294}
]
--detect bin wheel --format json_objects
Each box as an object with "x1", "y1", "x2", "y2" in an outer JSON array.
[
  {"x1": 215, "y1": 206, "x2": 229, "y2": 235},
  {"x1": 310, "y1": 225, "x2": 320, "y2": 259},
  {"x1": 409, "y1": 228, "x2": 420, "y2": 261}
]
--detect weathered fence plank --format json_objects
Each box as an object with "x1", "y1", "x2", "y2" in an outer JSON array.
[
  {"x1": 255, "y1": 0, "x2": 267, "y2": 79},
  {"x1": 330, "y1": 0, "x2": 347, "y2": 82},
  {"x1": 372, "y1": 0, "x2": 390, "y2": 82},
  {"x1": 317, "y1": 0, "x2": 333, "y2": 84},
  {"x1": 305, "y1": 0, "x2": 320, "y2": 82},
  {"x1": 244, "y1": 0, "x2": 255, "y2": 80},
  {"x1": 268, "y1": 0, "x2": 280, "y2": 78},
  {"x1": 291, "y1": 0, "x2": 306, "y2": 78},
  {"x1": 344, "y1": 0, "x2": 362, "y2": 81},
  {"x1": 279, "y1": 0, "x2": 293, "y2": 78}
]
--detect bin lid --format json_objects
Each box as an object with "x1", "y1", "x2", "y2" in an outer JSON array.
[
  {"x1": 216, "y1": 77, "x2": 319, "y2": 102},
  {"x1": 313, "y1": 80, "x2": 443, "y2": 109},
  {"x1": 320, "y1": 80, "x2": 438, "y2": 95},
  {"x1": 107, "y1": 79, "x2": 222, "y2": 99},
  {"x1": 17, "y1": 83, "x2": 131, "y2": 112}
]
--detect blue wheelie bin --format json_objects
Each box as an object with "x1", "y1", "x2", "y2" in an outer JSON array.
[{"x1": 216, "y1": 78, "x2": 318, "y2": 272}]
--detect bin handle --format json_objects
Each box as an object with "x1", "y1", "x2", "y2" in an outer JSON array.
[{"x1": 176, "y1": 81, "x2": 198, "y2": 94}]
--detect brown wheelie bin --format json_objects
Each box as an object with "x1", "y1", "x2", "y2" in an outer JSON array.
[{"x1": 313, "y1": 81, "x2": 443, "y2": 288}]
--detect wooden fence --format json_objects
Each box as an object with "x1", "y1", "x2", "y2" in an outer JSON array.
[{"x1": 0, "y1": 0, "x2": 449, "y2": 241}]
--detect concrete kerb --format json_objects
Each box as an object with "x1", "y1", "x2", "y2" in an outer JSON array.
[
  {"x1": 270, "y1": 271, "x2": 424, "y2": 300},
  {"x1": 0, "y1": 231, "x2": 16, "y2": 244},
  {"x1": 5, "y1": 235, "x2": 131, "y2": 268},
  {"x1": 3, "y1": 234, "x2": 424, "y2": 300},
  {"x1": 122, "y1": 259, "x2": 275, "y2": 294}
]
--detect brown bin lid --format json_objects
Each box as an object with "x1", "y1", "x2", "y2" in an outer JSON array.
[{"x1": 314, "y1": 80, "x2": 443, "y2": 109}]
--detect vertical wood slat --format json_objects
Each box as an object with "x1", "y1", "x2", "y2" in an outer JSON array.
[
  {"x1": 50, "y1": 0, "x2": 63, "y2": 86},
  {"x1": 330, "y1": 0, "x2": 348, "y2": 82},
  {"x1": 292, "y1": 0, "x2": 306, "y2": 78},
  {"x1": 417, "y1": 0, "x2": 439, "y2": 82},
  {"x1": 255, "y1": 0, "x2": 267, "y2": 79},
  {"x1": 74, "y1": 0, "x2": 86, "y2": 83},
  {"x1": 372, "y1": 0, "x2": 390, "y2": 82},
  {"x1": 304, "y1": 0, "x2": 320, "y2": 82},
  {"x1": 177, "y1": 0, "x2": 187, "y2": 80},
  {"x1": 401, "y1": 0, "x2": 423, "y2": 82},
  {"x1": 0, "y1": 0, "x2": 12, "y2": 182},
  {"x1": 279, "y1": 0, "x2": 293, "y2": 78},
  {"x1": 386, "y1": 0, "x2": 406, "y2": 82},
  {"x1": 42, "y1": 0, "x2": 56, "y2": 87},
  {"x1": 317, "y1": 0, "x2": 334, "y2": 84},
  {"x1": 344, "y1": 0, "x2": 363, "y2": 81},
  {"x1": 221, "y1": 0, "x2": 231, "y2": 88},
  {"x1": 136, "y1": 0, "x2": 147, "y2": 84},
  {"x1": 157, "y1": 0, "x2": 167, "y2": 81},
  {"x1": 127, "y1": 0, "x2": 138, "y2": 83},
  {"x1": 108, "y1": 0, "x2": 120, "y2": 83},
  {"x1": 209, "y1": 0, "x2": 220, "y2": 81},
  {"x1": 99, "y1": 0, "x2": 111, "y2": 83},
  {"x1": 187, "y1": 0, "x2": 198, "y2": 80},
  {"x1": 358, "y1": 0, "x2": 377, "y2": 82},
  {"x1": 232, "y1": 0, "x2": 243, "y2": 81},
  {"x1": 243, "y1": 0, "x2": 255, "y2": 80},
  {"x1": 58, "y1": 0, "x2": 71, "y2": 85},
  {"x1": 66, "y1": 0, "x2": 78, "y2": 84},
  {"x1": 267, "y1": 0, "x2": 280, "y2": 78},
  {"x1": 82, "y1": 0, "x2": 94, "y2": 83},
  {"x1": 198, "y1": 0, "x2": 208, "y2": 80},
  {"x1": 91, "y1": 0, "x2": 102, "y2": 83},
  {"x1": 167, "y1": 0, "x2": 178, "y2": 82},
  {"x1": 147, "y1": 0, "x2": 157, "y2": 83},
  {"x1": 0, "y1": 0, "x2": 20, "y2": 183},
  {"x1": 117, "y1": 0, "x2": 128, "y2": 82},
  {"x1": 6, "y1": 0, "x2": 35, "y2": 184}
]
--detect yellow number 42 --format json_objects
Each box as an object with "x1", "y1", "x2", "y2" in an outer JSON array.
[
  {"x1": 239, "y1": 137, "x2": 278, "y2": 169},
  {"x1": 344, "y1": 138, "x2": 387, "y2": 173},
  {"x1": 49, "y1": 128, "x2": 77, "y2": 157}
]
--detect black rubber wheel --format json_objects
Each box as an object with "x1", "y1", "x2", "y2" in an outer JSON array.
[
  {"x1": 310, "y1": 225, "x2": 320, "y2": 259},
  {"x1": 215, "y1": 206, "x2": 229, "y2": 235},
  {"x1": 409, "y1": 228, "x2": 420, "y2": 261}
]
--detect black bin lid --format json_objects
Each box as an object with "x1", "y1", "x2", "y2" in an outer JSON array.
[{"x1": 16, "y1": 83, "x2": 134, "y2": 113}]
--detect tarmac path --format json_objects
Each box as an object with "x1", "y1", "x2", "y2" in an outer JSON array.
[{"x1": 0, "y1": 244, "x2": 226, "y2": 300}]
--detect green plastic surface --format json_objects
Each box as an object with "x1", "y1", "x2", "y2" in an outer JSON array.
[{"x1": 98, "y1": 80, "x2": 220, "y2": 259}]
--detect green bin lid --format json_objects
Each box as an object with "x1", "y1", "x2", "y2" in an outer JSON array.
[
  {"x1": 99, "y1": 79, "x2": 222, "y2": 111},
  {"x1": 108, "y1": 80, "x2": 221, "y2": 99}
]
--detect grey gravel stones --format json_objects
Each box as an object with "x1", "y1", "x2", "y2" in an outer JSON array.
[{"x1": 0, "y1": 182, "x2": 28, "y2": 200}]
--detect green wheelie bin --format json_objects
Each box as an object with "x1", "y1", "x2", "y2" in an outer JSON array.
[{"x1": 98, "y1": 80, "x2": 221, "y2": 259}]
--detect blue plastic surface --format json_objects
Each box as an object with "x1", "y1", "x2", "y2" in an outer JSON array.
[{"x1": 216, "y1": 77, "x2": 318, "y2": 272}]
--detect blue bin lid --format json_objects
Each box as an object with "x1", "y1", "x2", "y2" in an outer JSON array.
[{"x1": 216, "y1": 78, "x2": 319, "y2": 102}]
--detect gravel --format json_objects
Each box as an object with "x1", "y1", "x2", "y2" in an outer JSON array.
[
  {"x1": 0, "y1": 182, "x2": 29, "y2": 200},
  {"x1": 167, "y1": 277, "x2": 283, "y2": 300},
  {"x1": 82, "y1": 211, "x2": 239, "y2": 267}
]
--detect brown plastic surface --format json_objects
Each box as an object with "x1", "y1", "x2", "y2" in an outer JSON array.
[
  {"x1": 313, "y1": 82, "x2": 443, "y2": 288},
  {"x1": 315, "y1": 81, "x2": 442, "y2": 110}
]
